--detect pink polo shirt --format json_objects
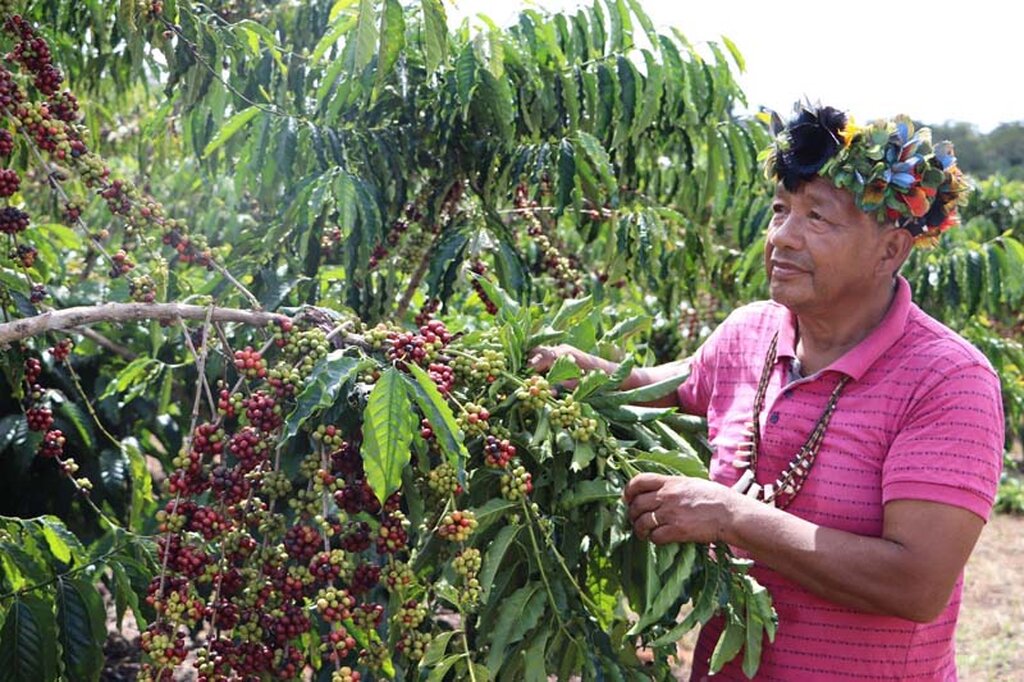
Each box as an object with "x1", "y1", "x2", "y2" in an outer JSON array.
[{"x1": 677, "y1": 276, "x2": 1004, "y2": 681}]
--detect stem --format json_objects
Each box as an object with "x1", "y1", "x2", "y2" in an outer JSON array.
[
  {"x1": 0, "y1": 301, "x2": 285, "y2": 345},
  {"x1": 75, "y1": 326, "x2": 136, "y2": 360},
  {"x1": 394, "y1": 230, "x2": 444, "y2": 320},
  {"x1": 462, "y1": 629, "x2": 479, "y2": 682}
]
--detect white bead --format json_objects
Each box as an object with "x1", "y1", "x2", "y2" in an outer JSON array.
[
  {"x1": 763, "y1": 484, "x2": 775, "y2": 501},
  {"x1": 732, "y1": 457, "x2": 750, "y2": 469},
  {"x1": 732, "y1": 469, "x2": 754, "y2": 493},
  {"x1": 745, "y1": 483, "x2": 762, "y2": 498}
]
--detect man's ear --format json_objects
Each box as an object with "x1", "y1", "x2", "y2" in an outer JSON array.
[{"x1": 878, "y1": 227, "x2": 914, "y2": 277}]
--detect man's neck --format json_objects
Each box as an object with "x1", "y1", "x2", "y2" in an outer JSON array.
[{"x1": 795, "y1": 280, "x2": 897, "y2": 375}]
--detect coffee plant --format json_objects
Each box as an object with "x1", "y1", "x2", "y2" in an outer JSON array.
[
  {"x1": 0, "y1": 0, "x2": 1019, "y2": 679},
  {"x1": 0, "y1": 0, "x2": 783, "y2": 679}
]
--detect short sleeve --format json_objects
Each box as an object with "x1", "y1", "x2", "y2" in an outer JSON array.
[
  {"x1": 882, "y1": 362, "x2": 1004, "y2": 521},
  {"x1": 675, "y1": 315, "x2": 733, "y2": 416}
]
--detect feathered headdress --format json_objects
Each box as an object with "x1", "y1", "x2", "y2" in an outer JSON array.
[{"x1": 763, "y1": 103, "x2": 971, "y2": 245}]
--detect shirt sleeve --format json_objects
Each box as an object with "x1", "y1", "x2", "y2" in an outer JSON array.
[
  {"x1": 675, "y1": 316, "x2": 733, "y2": 416},
  {"x1": 882, "y1": 362, "x2": 1005, "y2": 521}
]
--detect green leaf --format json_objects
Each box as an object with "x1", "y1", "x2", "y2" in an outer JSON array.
[
  {"x1": 586, "y1": 368, "x2": 689, "y2": 407},
  {"x1": 38, "y1": 517, "x2": 83, "y2": 565},
  {"x1": 55, "y1": 577, "x2": 106, "y2": 682},
  {"x1": 710, "y1": 607, "x2": 746, "y2": 673},
  {"x1": 56, "y1": 400, "x2": 94, "y2": 451},
  {"x1": 425, "y1": 653, "x2": 462, "y2": 682},
  {"x1": 0, "y1": 595, "x2": 58, "y2": 682},
  {"x1": 573, "y1": 369, "x2": 613, "y2": 400},
  {"x1": 485, "y1": 582, "x2": 546, "y2": 670},
  {"x1": 742, "y1": 603, "x2": 764, "y2": 679},
  {"x1": 361, "y1": 368, "x2": 415, "y2": 505},
  {"x1": 560, "y1": 478, "x2": 620, "y2": 508},
  {"x1": 202, "y1": 106, "x2": 260, "y2": 158},
  {"x1": 121, "y1": 437, "x2": 154, "y2": 532},
  {"x1": 312, "y1": 7, "x2": 358, "y2": 63},
  {"x1": 479, "y1": 524, "x2": 520, "y2": 601},
  {"x1": 546, "y1": 355, "x2": 582, "y2": 385},
  {"x1": 551, "y1": 295, "x2": 593, "y2": 330},
  {"x1": 111, "y1": 562, "x2": 147, "y2": 631},
  {"x1": 522, "y1": 626, "x2": 551, "y2": 681},
  {"x1": 455, "y1": 44, "x2": 479, "y2": 112},
  {"x1": 570, "y1": 440, "x2": 596, "y2": 471},
  {"x1": 594, "y1": 403, "x2": 674, "y2": 423},
  {"x1": 420, "y1": 0, "x2": 448, "y2": 74},
  {"x1": 282, "y1": 352, "x2": 363, "y2": 443},
  {"x1": 98, "y1": 357, "x2": 163, "y2": 403},
  {"x1": 353, "y1": 0, "x2": 379, "y2": 74},
  {"x1": 556, "y1": 138, "x2": 575, "y2": 216},
  {"x1": 721, "y1": 35, "x2": 746, "y2": 72},
  {"x1": 629, "y1": 542, "x2": 696, "y2": 634},
  {"x1": 631, "y1": 448, "x2": 708, "y2": 478},
  {"x1": 404, "y1": 364, "x2": 469, "y2": 470},
  {"x1": 420, "y1": 630, "x2": 457, "y2": 667},
  {"x1": 374, "y1": 0, "x2": 405, "y2": 95}
]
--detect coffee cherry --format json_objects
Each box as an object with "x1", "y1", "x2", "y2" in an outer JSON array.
[
  {"x1": 10, "y1": 243, "x2": 35, "y2": 268},
  {"x1": 349, "y1": 562, "x2": 381, "y2": 595},
  {"x1": 483, "y1": 435, "x2": 515, "y2": 469},
  {"x1": 515, "y1": 375, "x2": 552, "y2": 409},
  {"x1": 437, "y1": 509, "x2": 477, "y2": 542},
  {"x1": 452, "y1": 547, "x2": 481, "y2": 577},
  {"x1": 332, "y1": 666, "x2": 362, "y2": 682},
  {"x1": 0, "y1": 129, "x2": 13, "y2": 156},
  {"x1": 375, "y1": 512, "x2": 408, "y2": 554},
  {"x1": 24, "y1": 357, "x2": 41, "y2": 383},
  {"x1": 38, "y1": 428, "x2": 64, "y2": 458},
  {"x1": 48, "y1": 338, "x2": 72, "y2": 362},
  {"x1": 0, "y1": 168, "x2": 20, "y2": 196},
  {"x1": 550, "y1": 395, "x2": 581, "y2": 428},
  {"x1": 427, "y1": 461, "x2": 459, "y2": 498},
  {"x1": 25, "y1": 405, "x2": 53, "y2": 431},
  {"x1": 0, "y1": 206, "x2": 29, "y2": 234},
  {"x1": 316, "y1": 586, "x2": 355, "y2": 623},
  {"x1": 321, "y1": 625, "x2": 357, "y2": 665},
  {"x1": 233, "y1": 346, "x2": 266, "y2": 379},
  {"x1": 457, "y1": 402, "x2": 490, "y2": 436},
  {"x1": 501, "y1": 463, "x2": 534, "y2": 501}
]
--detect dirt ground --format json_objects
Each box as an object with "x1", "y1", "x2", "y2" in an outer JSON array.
[{"x1": 671, "y1": 513, "x2": 1024, "y2": 681}]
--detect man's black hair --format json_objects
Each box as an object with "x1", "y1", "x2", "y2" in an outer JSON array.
[{"x1": 774, "y1": 106, "x2": 848, "y2": 191}]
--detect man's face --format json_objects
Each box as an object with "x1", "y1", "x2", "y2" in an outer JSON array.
[{"x1": 764, "y1": 177, "x2": 888, "y2": 316}]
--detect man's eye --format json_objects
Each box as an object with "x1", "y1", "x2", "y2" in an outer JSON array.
[{"x1": 808, "y1": 211, "x2": 825, "y2": 221}]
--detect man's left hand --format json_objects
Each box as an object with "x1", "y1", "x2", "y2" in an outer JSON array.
[{"x1": 624, "y1": 473, "x2": 735, "y2": 545}]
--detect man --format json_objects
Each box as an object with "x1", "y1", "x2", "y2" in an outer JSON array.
[{"x1": 529, "y1": 105, "x2": 1003, "y2": 680}]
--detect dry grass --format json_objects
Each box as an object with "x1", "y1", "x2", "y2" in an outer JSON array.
[
  {"x1": 670, "y1": 513, "x2": 1024, "y2": 681},
  {"x1": 957, "y1": 512, "x2": 1024, "y2": 681}
]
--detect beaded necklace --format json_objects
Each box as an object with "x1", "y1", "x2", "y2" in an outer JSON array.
[{"x1": 730, "y1": 332, "x2": 850, "y2": 508}]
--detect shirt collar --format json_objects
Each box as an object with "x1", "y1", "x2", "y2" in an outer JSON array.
[{"x1": 776, "y1": 276, "x2": 912, "y2": 381}]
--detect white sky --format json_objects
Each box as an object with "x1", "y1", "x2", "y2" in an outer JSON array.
[{"x1": 448, "y1": 0, "x2": 1023, "y2": 132}]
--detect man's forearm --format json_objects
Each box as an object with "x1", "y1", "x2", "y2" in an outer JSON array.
[{"x1": 724, "y1": 495, "x2": 970, "y2": 622}]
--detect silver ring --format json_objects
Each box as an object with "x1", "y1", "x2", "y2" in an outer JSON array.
[{"x1": 650, "y1": 511, "x2": 659, "y2": 527}]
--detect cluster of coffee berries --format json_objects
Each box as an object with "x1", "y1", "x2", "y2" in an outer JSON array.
[
  {"x1": 483, "y1": 435, "x2": 516, "y2": 469},
  {"x1": 516, "y1": 194, "x2": 583, "y2": 298},
  {"x1": 9, "y1": 242, "x2": 35, "y2": 267},
  {"x1": 516, "y1": 375, "x2": 552, "y2": 409},
  {"x1": 452, "y1": 547, "x2": 482, "y2": 604},
  {"x1": 550, "y1": 395, "x2": 582, "y2": 428},
  {"x1": 426, "y1": 460, "x2": 459, "y2": 498},
  {"x1": 452, "y1": 340, "x2": 506, "y2": 385},
  {"x1": 0, "y1": 167, "x2": 19, "y2": 196},
  {"x1": 501, "y1": 463, "x2": 534, "y2": 501},
  {"x1": 233, "y1": 345, "x2": 266, "y2": 379},
  {"x1": 437, "y1": 510, "x2": 477, "y2": 542},
  {"x1": 571, "y1": 416, "x2": 600, "y2": 442},
  {"x1": 48, "y1": 337, "x2": 72, "y2": 362},
  {"x1": 0, "y1": 205, "x2": 28, "y2": 234},
  {"x1": 457, "y1": 402, "x2": 490, "y2": 436},
  {"x1": 468, "y1": 259, "x2": 498, "y2": 314}
]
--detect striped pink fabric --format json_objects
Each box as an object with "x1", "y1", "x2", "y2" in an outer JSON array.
[{"x1": 677, "y1": 276, "x2": 1004, "y2": 681}]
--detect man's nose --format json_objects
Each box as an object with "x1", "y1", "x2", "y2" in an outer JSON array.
[{"x1": 769, "y1": 213, "x2": 804, "y2": 250}]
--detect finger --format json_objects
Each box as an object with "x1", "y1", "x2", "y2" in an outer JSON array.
[
  {"x1": 623, "y1": 473, "x2": 667, "y2": 503},
  {"x1": 632, "y1": 510, "x2": 660, "y2": 541},
  {"x1": 648, "y1": 524, "x2": 680, "y2": 545},
  {"x1": 626, "y1": 491, "x2": 660, "y2": 522}
]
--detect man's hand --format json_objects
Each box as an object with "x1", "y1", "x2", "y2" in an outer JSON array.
[
  {"x1": 526, "y1": 344, "x2": 581, "y2": 374},
  {"x1": 624, "y1": 473, "x2": 735, "y2": 545}
]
